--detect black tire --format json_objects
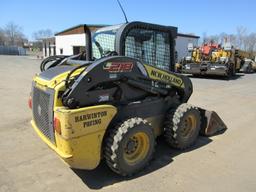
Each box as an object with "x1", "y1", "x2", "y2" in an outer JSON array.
[
  {"x1": 231, "y1": 64, "x2": 236, "y2": 76},
  {"x1": 164, "y1": 103, "x2": 201, "y2": 149},
  {"x1": 246, "y1": 63, "x2": 253, "y2": 73},
  {"x1": 227, "y1": 63, "x2": 234, "y2": 77},
  {"x1": 104, "y1": 117, "x2": 155, "y2": 176}
]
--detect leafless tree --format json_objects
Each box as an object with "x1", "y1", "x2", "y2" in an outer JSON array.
[
  {"x1": 236, "y1": 26, "x2": 247, "y2": 50},
  {"x1": 4, "y1": 22, "x2": 26, "y2": 46},
  {"x1": 229, "y1": 34, "x2": 237, "y2": 48},
  {"x1": 201, "y1": 26, "x2": 256, "y2": 53},
  {"x1": 33, "y1": 29, "x2": 53, "y2": 41},
  {"x1": 218, "y1": 32, "x2": 228, "y2": 44},
  {"x1": 208, "y1": 35, "x2": 219, "y2": 43},
  {"x1": 0, "y1": 27, "x2": 5, "y2": 45},
  {"x1": 245, "y1": 33, "x2": 256, "y2": 54}
]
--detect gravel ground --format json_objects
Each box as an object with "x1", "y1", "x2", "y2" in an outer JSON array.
[{"x1": 0, "y1": 55, "x2": 256, "y2": 192}]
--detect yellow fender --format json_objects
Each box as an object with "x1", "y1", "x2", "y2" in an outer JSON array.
[{"x1": 32, "y1": 105, "x2": 117, "y2": 169}]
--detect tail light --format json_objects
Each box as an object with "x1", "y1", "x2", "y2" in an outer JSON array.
[
  {"x1": 28, "y1": 95, "x2": 32, "y2": 109},
  {"x1": 54, "y1": 117, "x2": 61, "y2": 135}
]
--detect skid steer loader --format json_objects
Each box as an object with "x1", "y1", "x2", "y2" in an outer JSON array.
[{"x1": 29, "y1": 22, "x2": 226, "y2": 176}]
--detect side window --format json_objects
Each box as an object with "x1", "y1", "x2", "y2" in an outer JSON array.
[
  {"x1": 125, "y1": 36, "x2": 136, "y2": 58},
  {"x1": 155, "y1": 33, "x2": 170, "y2": 70},
  {"x1": 92, "y1": 32, "x2": 116, "y2": 59},
  {"x1": 124, "y1": 28, "x2": 170, "y2": 70}
]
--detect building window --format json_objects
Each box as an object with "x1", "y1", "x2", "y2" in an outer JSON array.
[
  {"x1": 60, "y1": 48, "x2": 63, "y2": 55},
  {"x1": 73, "y1": 46, "x2": 85, "y2": 55}
]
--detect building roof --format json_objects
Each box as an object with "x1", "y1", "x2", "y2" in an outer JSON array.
[
  {"x1": 55, "y1": 24, "x2": 108, "y2": 36},
  {"x1": 177, "y1": 33, "x2": 200, "y2": 39}
]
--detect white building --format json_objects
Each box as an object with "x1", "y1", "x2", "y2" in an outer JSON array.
[
  {"x1": 176, "y1": 33, "x2": 200, "y2": 62},
  {"x1": 42, "y1": 37, "x2": 55, "y2": 57},
  {"x1": 55, "y1": 24, "x2": 106, "y2": 56}
]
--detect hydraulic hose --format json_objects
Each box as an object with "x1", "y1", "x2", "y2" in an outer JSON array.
[
  {"x1": 64, "y1": 61, "x2": 92, "y2": 88},
  {"x1": 40, "y1": 51, "x2": 87, "y2": 72},
  {"x1": 40, "y1": 55, "x2": 69, "y2": 72}
]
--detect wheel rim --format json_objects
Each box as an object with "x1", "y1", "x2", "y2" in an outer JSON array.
[
  {"x1": 123, "y1": 132, "x2": 150, "y2": 165},
  {"x1": 180, "y1": 114, "x2": 197, "y2": 138}
]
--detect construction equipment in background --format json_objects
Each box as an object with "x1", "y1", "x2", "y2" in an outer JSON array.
[
  {"x1": 175, "y1": 62, "x2": 182, "y2": 73},
  {"x1": 238, "y1": 50, "x2": 256, "y2": 73},
  {"x1": 174, "y1": 50, "x2": 182, "y2": 73},
  {"x1": 181, "y1": 41, "x2": 249, "y2": 78},
  {"x1": 29, "y1": 22, "x2": 226, "y2": 176}
]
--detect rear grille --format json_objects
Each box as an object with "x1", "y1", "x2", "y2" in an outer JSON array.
[{"x1": 32, "y1": 84, "x2": 55, "y2": 143}]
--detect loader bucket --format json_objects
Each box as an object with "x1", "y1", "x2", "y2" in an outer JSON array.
[{"x1": 199, "y1": 108, "x2": 227, "y2": 136}]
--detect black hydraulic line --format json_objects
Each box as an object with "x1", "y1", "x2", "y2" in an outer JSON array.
[
  {"x1": 40, "y1": 51, "x2": 88, "y2": 72},
  {"x1": 40, "y1": 55, "x2": 69, "y2": 72},
  {"x1": 64, "y1": 62, "x2": 92, "y2": 88}
]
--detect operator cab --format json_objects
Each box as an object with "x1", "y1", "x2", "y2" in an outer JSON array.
[
  {"x1": 40, "y1": 22, "x2": 177, "y2": 73},
  {"x1": 91, "y1": 22, "x2": 177, "y2": 71}
]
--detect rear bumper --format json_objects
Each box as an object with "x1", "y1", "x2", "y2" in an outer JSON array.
[
  {"x1": 31, "y1": 105, "x2": 117, "y2": 170},
  {"x1": 31, "y1": 119, "x2": 103, "y2": 170},
  {"x1": 182, "y1": 63, "x2": 229, "y2": 76},
  {"x1": 31, "y1": 120, "x2": 72, "y2": 159}
]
